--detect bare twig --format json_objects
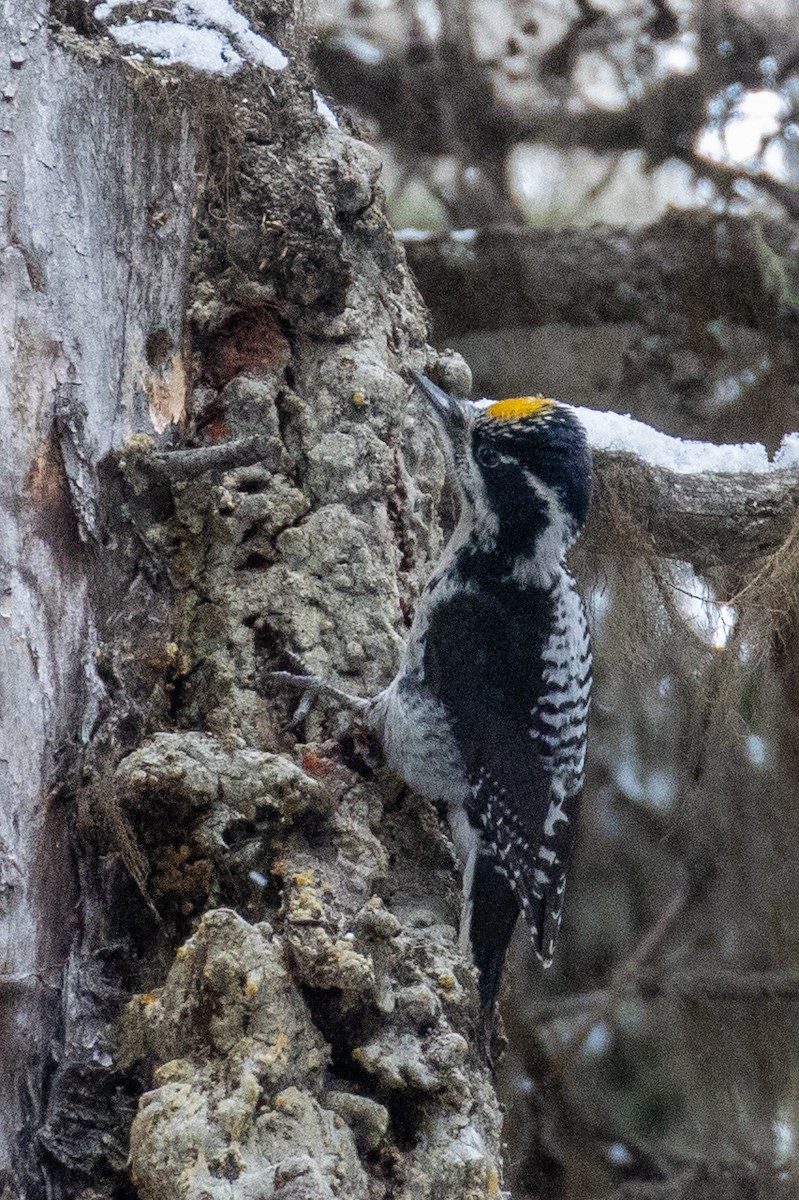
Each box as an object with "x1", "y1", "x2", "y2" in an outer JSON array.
[
  {"x1": 549, "y1": 887, "x2": 688, "y2": 1076},
  {"x1": 532, "y1": 968, "x2": 799, "y2": 1027},
  {"x1": 149, "y1": 436, "x2": 279, "y2": 479},
  {"x1": 644, "y1": 967, "x2": 799, "y2": 1000}
]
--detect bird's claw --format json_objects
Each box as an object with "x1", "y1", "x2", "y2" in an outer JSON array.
[
  {"x1": 268, "y1": 655, "x2": 370, "y2": 724},
  {"x1": 268, "y1": 665, "x2": 324, "y2": 724},
  {"x1": 282, "y1": 649, "x2": 311, "y2": 674},
  {"x1": 270, "y1": 669, "x2": 321, "y2": 692}
]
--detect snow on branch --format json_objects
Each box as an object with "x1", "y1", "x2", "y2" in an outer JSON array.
[
  {"x1": 453, "y1": 394, "x2": 799, "y2": 573},
  {"x1": 574, "y1": 405, "x2": 799, "y2": 476},
  {"x1": 578, "y1": 407, "x2": 799, "y2": 574}
]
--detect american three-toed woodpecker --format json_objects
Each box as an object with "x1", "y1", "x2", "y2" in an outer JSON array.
[{"x1": 368, "y1": 372, "x2": 593, "y2": 1012}]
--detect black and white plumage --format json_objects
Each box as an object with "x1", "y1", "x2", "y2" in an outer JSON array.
[{"x1": 370, "y1": 373, "x2": 593, "y2": 1012}]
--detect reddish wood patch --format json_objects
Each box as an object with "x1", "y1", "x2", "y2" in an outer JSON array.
[
  {"x1": 302, "y1": 750, "x2": 337, "y2": 779},
  {"x1": 202, "y1": 309, "x2": 291, "y2": 389},
  {"x1": 24, "y1": 425, "x2": 83, "y2": 577}
]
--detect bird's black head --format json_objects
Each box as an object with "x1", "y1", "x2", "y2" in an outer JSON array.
[
  {"x1": 413, "y1": 373, "x2": 593, "y2": 561},
  {"x1": 473, "y1": 396, "x2": 593, "y2": 541}
]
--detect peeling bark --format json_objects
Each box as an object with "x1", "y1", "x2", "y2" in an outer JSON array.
[{"x1": 1, "y1": 0, "x2": 197, "y2": 1191}]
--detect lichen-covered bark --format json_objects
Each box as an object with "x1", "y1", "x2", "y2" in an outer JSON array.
[
  {"x1": 589, "y1": 454, "x2": 799, "y2": 576},
  {"x1": 1, "y1": 0, "x2": 505, "y2": 1196},
  {"x1": 102, "y1": 50, "x2": 505, "y2": 1191},
  {"x1": 116, "y1": 737, "x2": 501, "y2": 1198}
]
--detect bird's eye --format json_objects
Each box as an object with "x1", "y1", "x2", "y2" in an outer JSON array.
[{"x1": 476, "y1": 442, "x2": 500, "y2": 468}]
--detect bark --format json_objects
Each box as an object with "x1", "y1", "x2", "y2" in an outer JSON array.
[
  {"x1": 1, "y1": 0, "x2": 196, "y2": 1191},
  {"x1": 1, "y1": 2, "x2": 503, "y2": 1197}
]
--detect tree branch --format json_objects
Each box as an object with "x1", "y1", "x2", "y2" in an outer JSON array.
[
  {"x1": 312, "y1": 32, "x2": 696, "y2": 161},
  {"x1": 314, "y1": 28, "x2": 799, "y2": 221},
  {"x1": 401, "y1": 213, "x2": 799, "y2": 339},
  {"x1": 590, "y1": 451, "x2": 799, "y2": 574}
]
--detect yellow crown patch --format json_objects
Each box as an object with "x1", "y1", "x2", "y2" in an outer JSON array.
[{"x1": 485, "y1": 396, "x2": 555, "y2": 422}]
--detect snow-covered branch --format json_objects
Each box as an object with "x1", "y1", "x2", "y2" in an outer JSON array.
[{"x1": 580, "y1": 407, "x2": 799, "y2": 573}]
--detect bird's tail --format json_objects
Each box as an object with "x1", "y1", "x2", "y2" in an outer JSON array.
[
  {"x1": 463, "y1": 850, "x2": 520, "y2": 1013},
  {"x1": 533, "y1": 866, "x2": 567, "y2": 968}
]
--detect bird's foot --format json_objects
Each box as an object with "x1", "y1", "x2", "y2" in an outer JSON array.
[{"x1": 269, "y1": 651, "x2": 370, "y2": 724}]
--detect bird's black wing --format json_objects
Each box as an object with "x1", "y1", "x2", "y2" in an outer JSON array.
[{"x1": 423, "y1": 588, "x2": 577, "y2": 1005}]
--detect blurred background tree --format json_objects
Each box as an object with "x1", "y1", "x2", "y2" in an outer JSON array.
[{"x1": 308, "y1": 1, "x2": 799, "y2": 1196}]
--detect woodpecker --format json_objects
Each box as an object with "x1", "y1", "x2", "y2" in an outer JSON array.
[{"x1": 275, "y1": 371, "x2": 593, "y2": 1013}]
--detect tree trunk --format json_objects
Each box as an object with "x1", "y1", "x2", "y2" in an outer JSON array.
[{"x1": 0, "y1": 2, "x2": 504, "y2": 1197}]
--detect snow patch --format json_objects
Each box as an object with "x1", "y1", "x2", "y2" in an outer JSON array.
[
  {"x1": 177, "y1": 0, "x2": 251, "y2": 40},
  {"x1": 93, "y1": 0, "x2": 129, "y2": 18},
  {"x1": 98, "y1": 0, "x2": 287, "y2": 74},
  {"x1": 241, "y1": 31, "x2": 288, "y2": 70},
  {"x1": 572, "y1": 405, "x2": 774, "y2": 474},
  {"x1": 395, "y1": 228, "x2": 432, "y2": 242},
  {"x1": 773, "y1": 432, "x2": 799, "y2": 469},
  {"x1": 313, "y1": 91, "x2": 339, "y2": 129},
  {"x1": 468, "y1": 395, "x2": 799, "y2": 477},
  {"x1": 111, "y1": 21, "x2": 244, "y2": 73}
]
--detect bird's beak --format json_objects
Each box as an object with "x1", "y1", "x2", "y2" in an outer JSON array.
[{"x1": 411, "y1": 371, "x2": 470, "y2": 444}]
